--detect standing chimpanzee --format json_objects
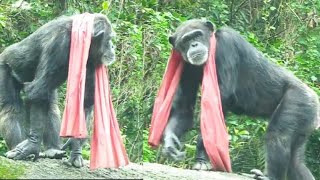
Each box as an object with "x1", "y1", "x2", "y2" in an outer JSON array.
[
  {"x1": 0, "y1": 13, "x2": 116, "y2": 167},
  {"x1": 161, "y1": 19, "x2": 319, "y2": 180}
]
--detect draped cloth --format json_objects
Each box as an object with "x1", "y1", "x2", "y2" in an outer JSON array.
[
  {"x1": 60, "y1": 13, "x2": 129, "y2": 170},
  {"x1": 148, "y1": 34, "x2": 232, "y2": 172}
]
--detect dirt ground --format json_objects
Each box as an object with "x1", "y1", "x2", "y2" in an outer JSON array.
[{"x1": 1, "y1": 156, "x2": 253, "y2": 179}]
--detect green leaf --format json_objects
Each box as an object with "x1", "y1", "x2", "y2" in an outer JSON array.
[
  {"x1": 102, "y1": 1, "x2": 109, "y2": 11},
  {"x1": 311, "y1": 76, "x2": 317, "y2": 82},
  {"x1": 0, "y1": 21, "x2": 5, "y2": 28},
  {"x1": 239, "y1": 130, "x2": 250, "y2": 135}
]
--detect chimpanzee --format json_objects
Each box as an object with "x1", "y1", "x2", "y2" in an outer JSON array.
[
  {"x1": 161, "y1": 19, "x2": 319, "y2": 180},
  {"x1": 0, "y1": 13, "x2": 116, "y2": 167}
]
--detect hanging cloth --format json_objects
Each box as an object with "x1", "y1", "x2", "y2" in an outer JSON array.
[
  {"x1": 60, "y1": 13, "x2": 129, "y2": 170},
  {"x1": 148, "y1": 34, "x2": 231, "y2": 172}
]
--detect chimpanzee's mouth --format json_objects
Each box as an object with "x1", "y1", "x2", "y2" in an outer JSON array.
[
  {"x1": 102, "y1": 55, "x2": 116, "y2": 66},
  {"x1": 187, "y1": 51, "x2": 208, "y2": 65}
]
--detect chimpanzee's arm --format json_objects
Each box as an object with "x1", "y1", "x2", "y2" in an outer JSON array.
[{"x1": 162, "y1": 63, "x2": 203, "y2": 160}]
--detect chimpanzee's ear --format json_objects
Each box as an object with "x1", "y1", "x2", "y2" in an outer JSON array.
[
  {"x1": 92, "y1": 30, "x2": 105, "y2": 46},
  {"x1": 205, "y1": 21, "x2": 215, "y2": 32},
  {"x1": 93, "y1": 30, "x2": 105, "y2": 40},
  {"x1": 169, "y1": 35, "x2": 176, "y2": 46}
]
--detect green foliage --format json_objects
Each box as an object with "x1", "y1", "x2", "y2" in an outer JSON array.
[
  {"x1": 143, "y1": 130, "x2": 156, "y2": 162},
  {"x1": 0, "y1": 0, "x2": 319, "y2": 178},
  {"x1": 0, "y1": 137, "x2": 7, "y2": 156},
  {"x1": 227, "y1": 115, "x2": 267, "y2": 172},
  {"x1": 306, "y1": 130, "x2": 320, "y2": 178},
  {"x1": 0, "y1": 157, "x2": 26, "y2": 179},
  {"x1": 81, "y1": 144, "x2": 91, "y2": 160}
]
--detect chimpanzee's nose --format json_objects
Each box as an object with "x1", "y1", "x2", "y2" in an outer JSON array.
[{"x1": 191, "y1": 42, "x2": 198, "y2": 47}]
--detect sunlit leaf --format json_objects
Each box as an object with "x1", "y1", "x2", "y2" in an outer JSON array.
[{"x1": 102, "y1": 1, "x2": 109, "y2": 11}]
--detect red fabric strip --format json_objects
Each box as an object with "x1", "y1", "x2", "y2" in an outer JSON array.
[
  {"x1": 60, "y1": 13, "x2": 94, "y2": 138},
  {"x1": 148, "y1": 50, "x2": 184, "y2": 147},
  {"x1": 90, "y1": 65, "x2": 129, "y2": 169},
  {"x1": 200, "y1": 35, "x2": 231, "y2": 172},
  {"x1": 148, "y1": 34, "x2": 231, "y2": 172},
  {"x1": 60, "y1": 13, "x2": 129, "y2": 169}
]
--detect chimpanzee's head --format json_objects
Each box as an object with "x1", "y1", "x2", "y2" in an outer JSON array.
[
  {"x1": 90, "y1": 14, "x2": 116, "y2": 66},
  {"x1": 169, "y1": 19, "x2": 215, "y2": 66}
]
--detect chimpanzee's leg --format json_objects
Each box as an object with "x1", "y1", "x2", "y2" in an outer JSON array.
[
  {"x1": 62, "y1": 107, "x2": 93, "y2": 167},
  {"x1": 5, "y1": 100, "x2": 48, "y2": 160},
  {"x1": 286, "y1": 90, "x2": 317, "y2": 180},
  {"x1": 6, "y1": 53, "x2": 67, "y2": 160},
  {"x1": 192, "y1": 134, "x2": 212, "y2": 170},
  {"x1": 62, "y1": 66, "x2": 94, "y2": 168},
  {"x1": 41, "y1": 89, "x2": 66, "y2": 159},
  {"x1": 252, "y1": 87, "x2": 317, "y2": 180},
  {"x1": 0, "y1": 64, "x2": 25, "y2": 150},
  {"x1": 287, "y1": 135, "x2": 315, "y2": 180},
  {"x1": 193, "y1": 106, "x2": 229, "y2": 171},
  {"x1": 162, "y1": 63, "x2": 202, "y2": 161}
]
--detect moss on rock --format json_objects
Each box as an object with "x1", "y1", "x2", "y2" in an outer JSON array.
[{"x1": 0, "y1": 156, "x2": 26, "y2": 179}]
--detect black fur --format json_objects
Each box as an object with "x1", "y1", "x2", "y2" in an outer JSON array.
[
  {"x1": 0, "y1": 13, "x2": 115, "y2": 166},
  {"x1": 162, "y1": 19, "x2": 319, "y2": 180}
]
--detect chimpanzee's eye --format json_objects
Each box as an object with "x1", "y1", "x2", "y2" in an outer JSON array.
[{"x1": 193, "y1": 34, "x2": 201, "y2": 40}]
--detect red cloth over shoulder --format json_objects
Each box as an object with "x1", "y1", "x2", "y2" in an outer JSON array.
[
  {"x1": 90, "y1": 65, "x2": 129, "y2": 169},
  {"x1": 148, "y1": 50, "x2": 184, "y2": 147},
  {"x1": 60, "y1": 13, "x2": 129, "y2": 170},
  {"x1": 60, "y1": 13, "x2": 94, "y2": 138},
  {"x1": 148, "y1": 34, "x2": 231, "y2": 172}
]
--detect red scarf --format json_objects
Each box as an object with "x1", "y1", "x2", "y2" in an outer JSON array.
[
  {"x1": 60, "y1": 13, "x2": 129, "y2": 170},
  {"x1": 148, "y1": 34, "x2": 231, "y2": 172}
]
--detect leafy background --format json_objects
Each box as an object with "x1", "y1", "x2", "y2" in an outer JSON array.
[{"x1": 0, "y1": 0, "x2": 319, "y2": 178}]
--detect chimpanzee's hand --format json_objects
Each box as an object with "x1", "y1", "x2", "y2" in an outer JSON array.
[
  {"x1": 251, "y1": 169, "x2": 270, "y2": 180},
  {"x1": 162, "y1": 132, "x2": 186, "y2": 161},
  {"x1": 23, "y1": 82, "x2": 47, "y2": 101},
  {"x1": 61, "y1": 138, "x2": 85, "y2": 168},
  {"x1": 39, "y1": 148, "x2": 66, "y2": 159},
  {"x1": 5, "y1": 139, "x2": 40, "y2": 161},
  {"x1": 23, "y1": 82, "x2": 37, "y2": 100}
]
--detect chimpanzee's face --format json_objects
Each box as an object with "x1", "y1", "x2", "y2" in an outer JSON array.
[
  {"x1": 101, "y1": 32, "x2": 116, "y2": 65},
  {"x1": 169, "y1": 19, "x2": 215, "y2": 66},
  {"x1": 90, "y1": 16, "x2": 117, "y2": 66}
]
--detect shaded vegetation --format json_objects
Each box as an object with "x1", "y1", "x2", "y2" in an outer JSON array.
[
  {"x1": 0, "y1": 0, "x2": 319, "y2": 178},
  {"x1": 0, "y1": 157, "x2": 26, "y2": 179}
]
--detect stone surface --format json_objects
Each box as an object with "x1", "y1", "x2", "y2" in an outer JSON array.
[{"x1": 0, "y1": 156, "x2": 253, "y2": 179}]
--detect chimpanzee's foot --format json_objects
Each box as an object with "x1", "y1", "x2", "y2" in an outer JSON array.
[
  {"x1": 193, "y1": 135, "x2": 212, "y2": 171},
  {"x1": 61, "y1": 138, "x2": 85, "y2": 168},
  {"x1": 162, "y1": 132, "x2": 186, "y2": 161},
  {"x1": 251, "y1": 169, "x2": 270, "y2": 180},
  {"x1": 5, "y1": 139, "x2": 40, "y2": 161},
  {"x1": 192, "y1": 159, "x2": 212, "y2": 171},
  {"x1": 63, "y1": 154, "x2": 85, "y2": 168},
  {"x1": 162, "y1": 146, "x2": 186, "y2": 161},
  {"x1": 39, "y1": 149, "x2": 66, "y2": 159}
]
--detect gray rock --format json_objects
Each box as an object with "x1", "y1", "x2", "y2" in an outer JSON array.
[{"x1": 0, "y1": 156, "x2": 253, "y2": 179}]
